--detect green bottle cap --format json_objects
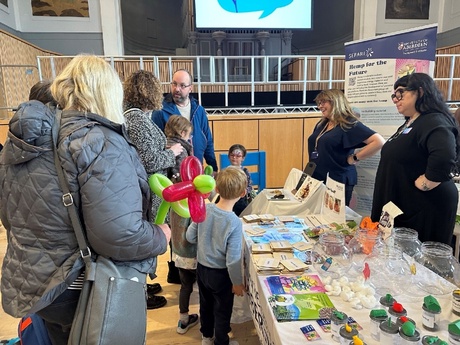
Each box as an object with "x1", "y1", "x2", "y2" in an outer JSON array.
[
  {"x1": 401, "y1": 321, "x2": 415, "y2": 337},
  {"x1": 424, "y1": 295, "x2": 441, "y2": 313},
  {"x1": 333, "y1": 310, "x2": 345, "y2": 320},
  {"x1": 370, "y1": 309, "x2": 387, "y2": 318},
  {"x1": 448, "y1": 320, "x2": 460, "y2": 336}
]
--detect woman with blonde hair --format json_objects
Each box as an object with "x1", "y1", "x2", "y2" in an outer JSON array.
[
  {"x1": 1, "y1": 54, "x2": 171, "y2": 344},
  {"x1": 308, "y1": 89, "x2": 384, "y2": 205}
]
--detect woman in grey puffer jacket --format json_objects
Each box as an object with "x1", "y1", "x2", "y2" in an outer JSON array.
[{"x1": 0, "y1": 55, "x2": 171, "y2": 345}]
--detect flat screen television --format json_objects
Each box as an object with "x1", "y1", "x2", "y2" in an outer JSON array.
[{"x1": 194, "y1": 0, "x2": 312, "y2": 29}]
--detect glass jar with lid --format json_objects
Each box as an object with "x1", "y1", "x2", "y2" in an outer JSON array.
[
  {"x1": 385, "y1": 227, "x2": 422, "y2": 257},
  {"x1": 311, "y1": 231, "x2": 352, "y2": 278},
  {"x1": 414, "y1": 241, "x2": 460, "y2": 287}
]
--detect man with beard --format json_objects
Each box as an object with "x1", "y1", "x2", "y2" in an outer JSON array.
[{"x1": 152, "y1": 69, "x2": 218, "y2": 172}]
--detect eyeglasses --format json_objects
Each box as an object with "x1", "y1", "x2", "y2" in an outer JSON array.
[
  {"x1": 171, "y1": 82, "x2": 191, "y2": 90},
  {"x1": 391, "y1": 88, "x2": 407, "y2": 101},
  {"x1": 316, "y1": 100, "x2": 330, "y2": 106}
]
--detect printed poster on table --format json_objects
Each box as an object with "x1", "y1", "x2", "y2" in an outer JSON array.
[
  {"x1": 344, "y1": 24, "x2": 437, "y2": 215},
  {"x1": 320, "y1": 175, "x2": 345, "y2": 224},
  {"x1": 268, "y1": 293, "x2": 335, "y2": 321},
  {"x1": 294, "y1": 175, "x2": 322, "y2": 203},
  {"x1": 265, "y1": 274, "x2": 327, "y2": 295}
]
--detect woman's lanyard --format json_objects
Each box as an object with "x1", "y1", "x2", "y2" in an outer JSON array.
[{"x1": 311, "y1": 122, "x2": 334, "y2": 159}]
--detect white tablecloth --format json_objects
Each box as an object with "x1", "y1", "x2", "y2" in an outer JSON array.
[
  {"x1": 240, "y1": 168, "x2": 325, "y2": 217},
  {"x1": 242, "y1": 229, "x2": 458, "y2": 345}
]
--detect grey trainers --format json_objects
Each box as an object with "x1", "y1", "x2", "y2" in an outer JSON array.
[
  {"x1": 201, "y1": 336, "x2": 214, "y2": 345},
  {"x1": 229, "y1": 341, "x2": 239, "y2": 345},
  {"x1": 177, "y1": 314, "x2": 199, "y2": 334}
]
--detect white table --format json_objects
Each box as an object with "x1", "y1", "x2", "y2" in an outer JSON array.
[
  {"x1": 240, "y1": 168, "x2": 325, "y2": 217},
  {"x1": 242, "y1": 226, "x2": 459, "y2": 345}
]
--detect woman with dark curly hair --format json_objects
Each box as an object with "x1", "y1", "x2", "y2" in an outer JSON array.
[
  {"x1": 123, "y1": 70, "x2": 183, "y2": 309},
  {"x1": 371, "y1": 73, "x2": 459, "y2": 244}
]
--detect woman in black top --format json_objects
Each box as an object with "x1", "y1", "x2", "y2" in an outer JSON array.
[{"x1": 371, "y1": 73, "x2": 459, "y2": 244}]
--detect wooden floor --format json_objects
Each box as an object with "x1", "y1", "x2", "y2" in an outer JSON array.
[{"x1": 0, "y1": 225, "x2": 261, "y2": 344}]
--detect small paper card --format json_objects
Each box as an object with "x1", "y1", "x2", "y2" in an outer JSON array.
[
  {"x1": 300, "y1": 325, "x2": 321, "y2": 341},
  {"x1": 242, "y1": 214, "x2": 260, "y2": 223},
  {"x1": 292, "y1": 241, "x2": 313, "y2": 251},
  {"x1": 256, "y1": 258, "x2": 280, "y2": 269},
  {"x1": 278, "y1": 215, "x2": 295, "y2": 222},
  {"x1": 280, "y1": 258, "x2": 309, "y2": 272},
  {"x1": 270, "y1": 240, "x2": 293, "y2": 252},
  {"x1": 245, "y1": 227, "x2": 266, "y2": 236},
  {"x1": 272, "y1": 251, "x2": 294, "y2": 260},
  {"x1": 316, "y1": 319, "x2": 331, "y2": 333},
  {"x1": 347, "y1": 316, "x2": 363, "y2": 331},
  {"x1": 251, "y1": 243, "x2": 272, "y2": 254},
  {"x1": 259, "y1": 214, "x2": 276, "y2": 222},
  {"x1": 252, "y1": 253, "x2": 273, "y2": 261}
]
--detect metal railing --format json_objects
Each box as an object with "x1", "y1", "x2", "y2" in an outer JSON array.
[{"x1": 33, "y1": 54, "x2": 460, "y2": 114}]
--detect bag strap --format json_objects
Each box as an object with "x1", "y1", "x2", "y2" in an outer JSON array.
[{"x1": 52, "y1": 109, "x2": 92, "y2": 265}]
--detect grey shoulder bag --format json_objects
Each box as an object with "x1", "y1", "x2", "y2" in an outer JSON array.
[{"x1": 51, "y1": 111, "x2": 147, "y2": 345}]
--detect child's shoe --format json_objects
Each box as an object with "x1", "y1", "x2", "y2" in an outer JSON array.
[
  {"x1": 201, "y1": 335, "x2": 214, "y2": 345},
  {"x1": 229, "y1": 341, "x2": 239, "y2": 345},
  {"x1": 177, "y1": 314, "x2": 199, "y2": 334}
]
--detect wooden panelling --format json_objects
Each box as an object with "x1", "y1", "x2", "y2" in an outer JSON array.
[
  {"x1": 0, "y1": 30, "x2": 60, "y2": 115},
  {"x1": 212, "y1": 120, "x2": 259, "y2": 151},
  {"x1": 209, "y1": 114, "x2": 322, "y2": 188},
  {"x1": 259, "y1": 118, "x2": 304, "y2": 188},
  {"x1": 0, "y1": 120, "x2": 8, "y2": 144}
]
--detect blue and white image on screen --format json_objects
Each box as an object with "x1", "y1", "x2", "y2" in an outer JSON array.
[
  {"x1": 218, "y1": 0, "x2": 293, "y2": 19},
  {"x1": 195, "y1": 0, "x2": 312, "y2": 29}
]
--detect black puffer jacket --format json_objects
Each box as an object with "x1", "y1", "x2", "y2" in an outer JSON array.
[{"x1": 0, "y1": 103, "x2": 167, "y2": 317}]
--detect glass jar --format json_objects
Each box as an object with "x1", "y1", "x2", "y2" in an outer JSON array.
[
  {"x1": 311, "y1": 232, "x2": 352, "y2": 279},
  {"x1": 348, "y1": 229, "x2": 386, "y2": 279},
  {"x1": 385, "y1": 227, "x2": 422, "y2": 257},
  {"x1": 348, "y1": 228, "x2": 385, "y2": 256},
  {"x1": 414, "y1": 241, "x2": 460, "y2": 287},
  {"x1": 363, "y1": 245, "x2": 413, "y2": 296}
]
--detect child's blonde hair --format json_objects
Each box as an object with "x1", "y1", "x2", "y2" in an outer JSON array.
[
  {"x1": 165, "y1": 115, "x2": 193, "y2": 138},
  {"x1": 215, "y1": 166, "x2": 247, "y2": 200}
]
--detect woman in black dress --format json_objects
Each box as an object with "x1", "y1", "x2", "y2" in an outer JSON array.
[{"x1": 371, "y1": 73, "x2": 459, "y2": 245}]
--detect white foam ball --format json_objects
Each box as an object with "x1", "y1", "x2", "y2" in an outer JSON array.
[
  {"x1": 323, "y1": 276, "x2": 332, "y2": 285},
  {"x1": 331, "y1": 280, "x2": 340, "y2": 287},
  {"x1": 350, "y1": 282, "x2": 364, "y2": 292},
  {"x1": 342, "y1": 285, "x2": 352, "y2": 293},
  {"x1": 339, "y1": 276, "x2": 349, "y2": 284},
  {"x1": 340, "y1": 291, "x2": 353, "y2": 301},
  {"x1": 363, "y1": 286, "x2": 376, "y2": 296}
]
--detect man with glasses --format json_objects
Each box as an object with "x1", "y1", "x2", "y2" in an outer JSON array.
[{"x1": 152, "y1": 69, "x2": 218, "y2": 172}]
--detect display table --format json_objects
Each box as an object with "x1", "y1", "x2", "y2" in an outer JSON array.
[
  {"x1": 242, "y1": 224, "x2": 459, "y2": 345},
  {"x1": 241, "y1": 168, "x2": 362, "y2": 225},
  {"x1": 240, "y1": 168, "x2": 325, "y2": 217}
]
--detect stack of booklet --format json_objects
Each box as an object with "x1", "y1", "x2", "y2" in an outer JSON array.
[
  {"x1": 254, "y1": 257, "x2": 282, "y2": 275},
  {"x1": 279, "y1": 258, "x2": 309, "y2": 273},
  {"x1": 251, "y1": 243, "x2": 272, "y2": 254},
  {"x1": 269, "y1": 240, "x2": 293, "y2": 252},
  {"x1": 242, "y1": 213, "x2": 276, "y2": 223}
]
